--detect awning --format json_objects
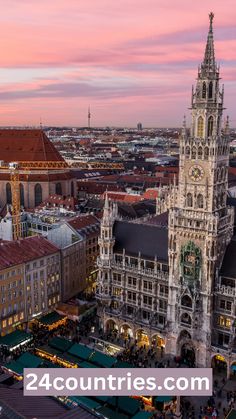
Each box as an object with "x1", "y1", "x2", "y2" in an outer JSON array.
[
  {"x1": 108, "y1": 397, "x2": 139, "y2": 416},
  {"x1": 132, "y1": 413, "x2": 154, "y2": 419},
  {"x1": 49, "y1": 336, "x2": 73, "y2": 352},
  {"x1": 68, "y1": 343, "x2": 93, "y2": 361},
  {"x1": 231, "y1": 365, "x2": 236, "y2": 371},
  {"x1": 90, "y1": 351, "x2": 116, "y2": 368},
  {"x1": 72, "y1": 396, "x2": 101, "y2": 411},
  {"x1": 79, "y1": 361, "x2": 97, "y2": 368},
  {"x1": 97, "y1": 406, "x2": 129, "y2": 419},
  {"x1": 154, "y1": 395, "x2": 173, "y2": 403},
  {"x1": 4, "y1": 361, "x2": 23, "y2": 376},
  {"x1": 17, "y1": 352, "x2": 43, "y2": 368},
  {"x1": 0, "y1": 330, "x2": 33, "y2": 351},
  {"x1": 37, "y1": 311, "x2": 67, "y2": 329},
  {"x1": 226, "y1": 409, "x2": 236, "y2": 419}
]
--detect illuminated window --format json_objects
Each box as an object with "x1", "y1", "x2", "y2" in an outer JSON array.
[
  {"x1": 8, "y1": 317, "x2": 12, "y2": 325},
  {"x1": 197, "y1": 116, "x2": 204, "y2": 138},
  {"x1": 2, "y1": 320, "x2": 7, "y2": 328},
  {"x1": 14, "y1": 314, "x2": 18, "y2": 323}
]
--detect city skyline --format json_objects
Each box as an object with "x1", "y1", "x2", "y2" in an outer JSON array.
[{"x1": 0, "y1": 0, "x2": 236, "y2": 127}]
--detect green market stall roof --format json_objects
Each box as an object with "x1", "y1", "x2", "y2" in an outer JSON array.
[
  {"x1": 226, "y1": 410, "x2": 236, "y2": 419},
  {"x1": 70, "y1": 396, "x2": 101, "y2": 411},
  {"x1": 90, "y1": 351, "x2": 116, "y2": 368},
  {"x1": 49, "y1": 336, "x2": 73, "y2": 352},
  {"x1": 108, "y1": 397, "x2": 140, "y2": 416},
  {"x1": 37, "y1": 311, "x2": 67, "y2": 329},
  {"x1": 17, "y1": 352, "x2": 42, "y2": 368},
  {"x1": 0, "y1": 330, "x2": 33, "y2": 350},
  {"x1": 4, "y1": 360, "x2": 24, "y2": 376},
  {"x1": 68, "y1": 343, "x2": 93, "y2": 361},
  {"x1": 154, "y1": 396, "x2": 173, "y2": 403},
  {"x1": 97, "y1": 406, "x2": 128, "y2": 419},
  {"x1": 133, "y1": 412, "x2": 154, "y2": 419}
]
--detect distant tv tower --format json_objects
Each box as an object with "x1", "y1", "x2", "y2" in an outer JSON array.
[{"x1": 88, "y1": 106, "x2": 91, "y2": 129}]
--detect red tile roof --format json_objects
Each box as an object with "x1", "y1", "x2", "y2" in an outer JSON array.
[
  {"x1": 0, "y1": 236, "x2": 59, "y2": 270},
  {"x1": 0, "y1": 129, "x2": 65, "y2": 162},
  {"x1": 37, "y1": 194, "x2": 77, "y2": 210},
  {"x1": 68, "y1": 214, "x2": 100, "y2": 231}
]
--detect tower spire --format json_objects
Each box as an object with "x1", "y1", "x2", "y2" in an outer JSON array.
[{"x1": 202, "y1": 12, "x2": 216, "y2": 72}]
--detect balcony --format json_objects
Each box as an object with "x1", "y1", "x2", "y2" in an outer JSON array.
[
  {"x1": 111, "y1": 260, "x2": 169, "y2": 281},
  {"x1": 214, "y1": 285, "x2": 236, "y2": 297}
]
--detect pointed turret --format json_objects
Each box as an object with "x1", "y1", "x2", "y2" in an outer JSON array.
[{"x1": 201, "y1": 12, "x2": 216, "y2": 74}]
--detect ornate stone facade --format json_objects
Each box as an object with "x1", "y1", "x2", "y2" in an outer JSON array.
[{"x1": 96, "y1": 15, "x2": 236, "y2": 377}]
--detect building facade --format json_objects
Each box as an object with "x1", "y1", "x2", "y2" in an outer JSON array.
[
  {"x1": 0, "y1": 236, "x2": 61, "y2": 335},
  {"x1": 96, "y1": 15, "x2": 236, "y2": 377},
  {"x1": 0, "y1": 129, "x2": 77, "y2": 210}
]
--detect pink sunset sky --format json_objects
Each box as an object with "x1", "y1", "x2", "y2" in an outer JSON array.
[{"x1": 0, "y1": 0, "x2": 236, "y2": 127}]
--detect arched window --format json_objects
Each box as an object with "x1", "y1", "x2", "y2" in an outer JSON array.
[
  {"x1": 208, "y1": 81, "x2": 213, "y2": 99},
  {"x1": 181, "y1": 295, "x2": 192, "y2": 308},
  {"x1": 6, "y1": 183, "x2": 12, "y2": 205},
  {"x1": 35, "y1": 183, "x2": 42, "y2": 207},
  {"x1": 55, "y1": 182, "x2": 62, "y2": 195},
  {"x1": 204, "y1": 147, "x2": 209, "y2": 160},
  {"x1": 202, "y1": 82, "x2": 207, "y2": 99},
  {"x1": 192, "y1": 146, "x2": 197, "y2": 159},
  {"x1": 197, "y1": 116, "x2": 204, "y2": 138},
  {"x1": 71, "y1": 181, "x2": 74, "y2": 197},
  {"x1": 181, "y1": 313, "x2": 192, "y2": 325},
  {"x1": 20, "y1": 183, "x2": 24, "y2": 207},
  {"x1": 186, "y1": 193, "x2": 193, "y2": 207},
  {"x1": 198, "y1": 146, "x2": 203, "y2": 159},
  {"x1": 186, "y1": 146, "x2": 190, "y2": 158},
  {"x1": 197, "y1": 194, "x2": 204, "y2": 209},
  {"x1": 208, "y1": 116, "x2": 214, "y2": 137}
]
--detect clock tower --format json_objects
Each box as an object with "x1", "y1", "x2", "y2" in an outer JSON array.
[{"x1": 166, "y1": 13, "x2": 234, "y2": 367}]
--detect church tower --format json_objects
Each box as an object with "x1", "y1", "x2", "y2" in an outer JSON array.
[{"x1": 166, "y1": 13, "x2": 234, "y2": 367}]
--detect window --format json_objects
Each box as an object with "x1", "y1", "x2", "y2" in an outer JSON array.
[
  {"x1": 128, "y1": 277, "x2": 137, "y2": 288},
  {"x1": 218, "y1": 333, "x2": 230, "y2": 347},
  {"x1": 197, "y1": 116, "x2": 204, "y2": 138},
  {"x1": 159, "y1": 285, "x2": 168, "y2": 296},
  {"x1": 127, "y1": 291, "x2": 136, "y2": 302},
  {"x1": 197, "y1": 194, "x2": 204, "y2": 209},
  {"x1": 35, "y1": 183, "x2": 42, "y2": 206},
  {"x1": 208, "y1": 116, "x2": 214, "y2": 137},
  {"x1": 208, "y1": 81, "x2": 213, "y2": 99},
  {"x1": 198, "y1": 147, "x2": 203, "y2": 159},
  {"x1": 6, "y1": 183, "x2": 12, "y2": 205},
  {"x1": 143, "y1": 281, "x2": 152, "y2": 291},
  {"x1": 159, "y1": 299, "x2": 167, "y2": 311},
  {"x1": 113, "y1": 273, "x2": 121, "y2": 283},
  {"x1": 55, "y1": 182, "x2": 62, "y2": 195},
  {"x1": 202, "y1": 82, "x2": 206, "y2": 98},
  {"x1": 186, "y1": 193, "x2": 193, "y2": 207},
  {"x1": 71, "y1": 181, "x2": 74, "y2": 197},
  {"x1": 219, "y1": 300, "x2": 232, "y2": 311},
  {"x1": 181, "y1": 295, "x2": 192, "y2": 308},
  {"x1": 218, "y1": 316, "x2": 231, "y2": 328},
  {"x1": 143, "y1": 295, "x2": 152, "y2": 306},
  {"x1": 204, "y1": 147, "x2": 209, "y2": 160}
]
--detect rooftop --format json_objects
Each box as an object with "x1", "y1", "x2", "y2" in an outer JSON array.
[
  {"x1": 0, "y1": 236, "x2": 59, "y2": 270},
  {"x1": 0, "y1": 129, "x2": 65, "y2": 162}
]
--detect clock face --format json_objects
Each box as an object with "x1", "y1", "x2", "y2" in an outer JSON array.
[{"x1": 189, "y1": 165, "x2": 204, "y2": 181}]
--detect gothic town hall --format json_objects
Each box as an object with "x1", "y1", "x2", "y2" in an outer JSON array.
[{"x1": 96, "y1": 14, "x2": 236, "y2": 377}]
